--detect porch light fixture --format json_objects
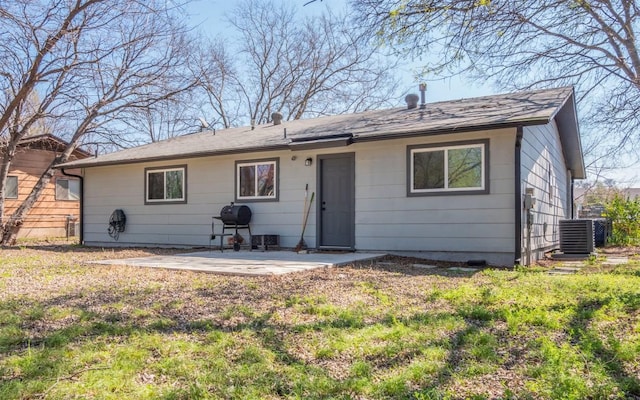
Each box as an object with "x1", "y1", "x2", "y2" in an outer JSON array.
[{"x1": 305, "y1": 157, "x2": 313, "y2": 166}]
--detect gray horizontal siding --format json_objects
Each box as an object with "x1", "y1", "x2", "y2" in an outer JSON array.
[
  {"x1": 357, "y1": 223, "x2": 513, "y2": 239},
  {"x1": 356, "y1": 194, "x2": 514, "y2": 211},
  {"x1": 83, "y1": 151, "x2": 317, "y2": 248},
  {"x1": 521, "y1": 121, "x2": 570, "y2": 263},
  {"x1": 357, "y1": 209, "x2": 515, "y2": 224},
  {"x1": 361, "y1": 237, "x2": 511, "y2": 252},
  {"x1": 353, "y1": 130, "x2": 516, "y2": 258}
]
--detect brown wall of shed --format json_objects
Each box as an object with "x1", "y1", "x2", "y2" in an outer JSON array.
[{"x1": 4, "y1": 148, "x2": 83, "y2": 238}]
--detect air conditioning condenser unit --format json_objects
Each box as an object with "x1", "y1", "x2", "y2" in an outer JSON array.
[{"x1": 559, "y1": 219, "x2": 594, "y2": 254}]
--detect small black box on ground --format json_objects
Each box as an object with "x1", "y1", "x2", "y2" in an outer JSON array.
[{"x1": 252, "y1": 234, "x2": 280, "y2": 251}]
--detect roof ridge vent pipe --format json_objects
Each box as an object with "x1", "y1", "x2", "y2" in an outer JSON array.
[
  {"x1": 198, "y1": 117, "x2": 209, "y2": 132},
  {"x1": 272, "y1": 112, "x2": 283, "y2": 125},
  {"x1": 419, "y1": 83, "x2": 427, "y2": 109},
  {"x1": 405, "y1": 93, "x2": 419, "y2": 109}
]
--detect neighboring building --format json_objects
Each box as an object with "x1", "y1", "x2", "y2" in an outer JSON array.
[
  {"x1": 4, "y1": 134, "x2": 90, "y2": 238},
  {"x1": 59, "y1": 87, "x2": 585, "y2": 266}
]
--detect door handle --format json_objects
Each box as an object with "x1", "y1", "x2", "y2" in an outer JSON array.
[{"x1": 321, "y1": 201, "x2": 326, "y2": 211}]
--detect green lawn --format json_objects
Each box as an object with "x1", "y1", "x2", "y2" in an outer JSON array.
[{"x1": 0, "y1": 246, "x2": 639, "y2": 399}]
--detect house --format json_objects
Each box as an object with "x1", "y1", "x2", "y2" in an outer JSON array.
[
  {"x1": 4, "y1": 134, "x2": 90, "y2": 238},
  {"x1": 58, "y1": 87, "x2": 585, "y2": 266}
]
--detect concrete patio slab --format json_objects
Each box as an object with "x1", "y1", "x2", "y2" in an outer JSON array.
[{"x1": 90, "y1": 250, "x2": 385, "y2": 276}]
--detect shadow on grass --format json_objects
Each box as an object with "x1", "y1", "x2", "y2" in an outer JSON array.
[
  {"x1": 0, "y1": 281, "x2": 512, "y2": 399},
  {"x1": 2, "y1": 260, "x2": 639, "y2": 399},
  {"x1": 356, "y1": 260, "x2": 488, "y2": 278},
  {"x1": 564, "y1": 298, "x2": 640, "y2": 396}
]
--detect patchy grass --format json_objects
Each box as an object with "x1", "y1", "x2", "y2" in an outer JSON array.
[{"x1": 0, "y1": 245, "x2": 639, "y2": 399}]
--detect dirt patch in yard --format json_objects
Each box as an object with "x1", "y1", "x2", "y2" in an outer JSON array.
[
  {"x1": 6, "y1": 239, "x2": 189, "y2": 259},
  {"x1": 598, "y1": 246, "x2": 640, "y2": 257},
  {"x1": 538, "y1": 245, "x2": 640, "y2": 268}
]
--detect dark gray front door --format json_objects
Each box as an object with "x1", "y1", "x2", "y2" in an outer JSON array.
[{"x1": 318, "y1": 153, "x2": 355, "y2": 249}]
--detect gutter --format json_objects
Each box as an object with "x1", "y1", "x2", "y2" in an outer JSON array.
[
  {"x1": 351, "y1": 118, "x2": 549, "y2": 144},
  {"x1": 60, "y1": 168, "x2": 84, "y2": 245},
  {"x1": 514, "y1": 126, "x2": 523, "y2": 266}
]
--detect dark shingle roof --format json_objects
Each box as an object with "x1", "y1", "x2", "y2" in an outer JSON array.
[{"x1": 59, "y1": 87, "x2": 584, "y2": 177}]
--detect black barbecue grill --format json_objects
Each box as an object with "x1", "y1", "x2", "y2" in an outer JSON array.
[{"x1": 211, "y1": 203, "x2": 252, "y2": 251}]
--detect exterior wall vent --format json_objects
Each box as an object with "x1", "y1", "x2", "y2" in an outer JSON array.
[{"x1": 559, "y1": 219, "x2": 594, "y2": 254}]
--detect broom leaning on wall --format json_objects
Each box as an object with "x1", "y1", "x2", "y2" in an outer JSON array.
[{"x1": 295, "y1": 184, "x2": 315, "y2": 252}]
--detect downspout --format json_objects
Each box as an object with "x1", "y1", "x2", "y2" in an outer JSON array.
[
  {"x1": 514, "y1": 127, "x2": 523, "y2": 266},
  {"x1": 61, "y1": 168, "x2": 83, "y2": 245},
  {"x1": 570, "y1": 177, "x2": 575, "y2": 218}
]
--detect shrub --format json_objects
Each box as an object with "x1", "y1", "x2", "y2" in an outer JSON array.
[{"x1": 604, "y1": 194, "x2": 640, "y2": 245}]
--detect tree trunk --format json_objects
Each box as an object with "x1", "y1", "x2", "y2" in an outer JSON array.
[{"x1": 0, "y1": 136, "x2": 24, "y2": 229}]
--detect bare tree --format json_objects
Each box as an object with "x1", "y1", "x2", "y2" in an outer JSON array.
[
  {"x1": 0, "y1": 0, "x2": 196, "y2": 244},
  {"x1": 117, "y1": 96, "x2": 201, "y2": 146},
  {"x1": 193, "y1": 39, "x2": 244, "y2": 129},
  {"x1": 195, "y1": 0, "x2": 399, "y2": 129},
  {"x1": 350, "y1": 0, "x2": 640, "y2": 178}
]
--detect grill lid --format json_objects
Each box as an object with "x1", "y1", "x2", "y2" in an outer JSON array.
[{"x1": 219, "y1": 203, "x2": 252, "y2": 225}]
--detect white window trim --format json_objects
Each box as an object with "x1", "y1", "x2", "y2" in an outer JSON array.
[
  {"x1": 6, "y1": 176, "x2": 18, "y2": 199},
  {"x1": 409, "y1": 142, "x2": 486, "y2": 194},
  {"x1": 145, "y1": 166, "x2": 186, "y2": 204},
  {"x1": 235, "y1": 159, "x2": 278, "y2": 201},
  {"x1": 55, "y1": 178, "x2": 80, "y2": 201}
]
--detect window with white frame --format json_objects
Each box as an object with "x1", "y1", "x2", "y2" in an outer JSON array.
[
  {"x1": 408, "y1": 141, "x2": 488, "y2": 195},
  {"x1": 236, "y1": 158, "x2": 278, "y2": 201},
  {"x1": 6, "y1": 176, "x2": 18, "y2": 199},
  {"x1": 56, "y1": 178, "x2": 80, "y2": 201},
  {"x1": 145, "y1": 166, "x2": 186, "y2": 204}
]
